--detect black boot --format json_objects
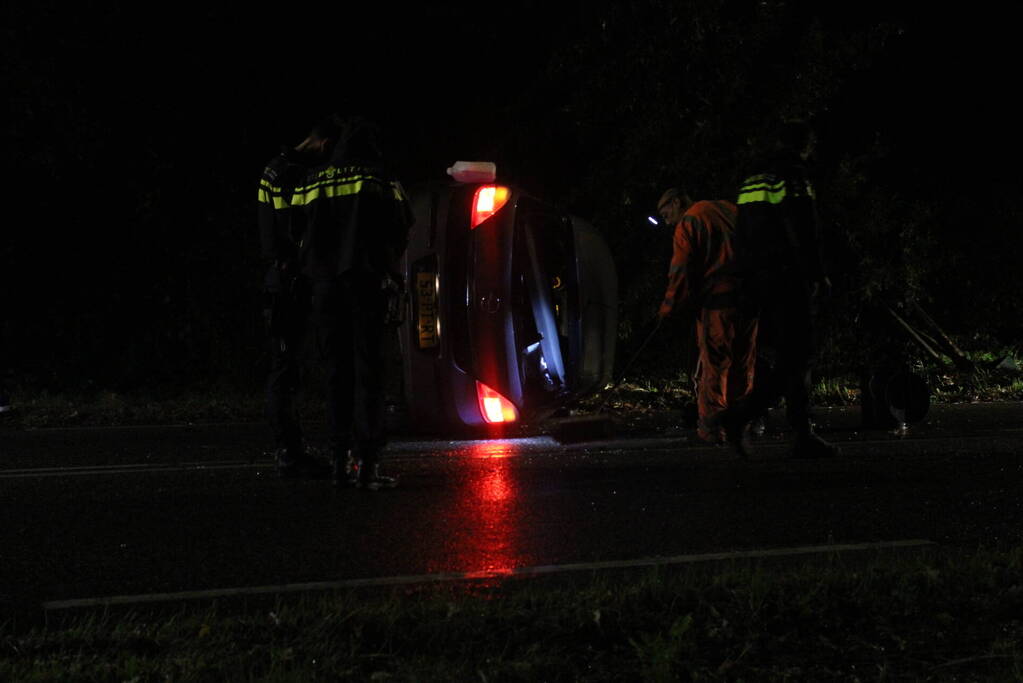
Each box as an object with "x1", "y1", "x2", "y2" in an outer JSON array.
[
  {"x1": 705, "y1": 409, "x2": 754, "y2": 459},
  {"x1": 355, "y1": 460, "x2": 398, "y2": 491},
  {"x1": 723, "y1": 415, "x2": 754, "y2": 459}
]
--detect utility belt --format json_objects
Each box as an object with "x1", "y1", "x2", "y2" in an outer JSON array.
[{"x1": 265, "y1": 263, "x2": 407, "y2": 331}]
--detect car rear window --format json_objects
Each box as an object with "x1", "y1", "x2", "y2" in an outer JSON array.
[{"x1": 513, "y1": 200, "x2": 579, "y2": 398}]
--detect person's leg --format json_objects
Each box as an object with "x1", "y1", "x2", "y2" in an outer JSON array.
[
  {"x1": 265, "y1": 338, "x2": 303, "y2": 454},
  {"x1": 265, "y1": 289, "x2": 307, "y2": 463},
  {"x1": 778, "y1": 298, "x2": 814, "y2": 435},
  {"x1": 708, "y1": 305, "x2": 758, "y2": 456},
  {"x1": 775, "y1": 281, "x2": 838, "y2": 458},
  {"x1": 348, "y1": 274, "x2": 395, "y2": 489},
  {"x1": 696, "y1": 308, "x2": 732, "y2": 443},
  {"x1": 727, "y1": 307, "x2": 758, "y2": 409},
  {"x1": 313, "y1": 279, "x2": 355, "y2": 473},
  {"x1": 734, "y1": 296, "x2": 785, "y2": 425},
  {"x1": 713, "y1": 294, "x2": 776, "y2": 458}
]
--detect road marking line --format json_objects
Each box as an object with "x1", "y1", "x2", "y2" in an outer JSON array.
[
  {"x1": 0, "y1": 462, "x2": 264, "y2": 479},
  {"x1": 3, "y1": 422, "x2": 1019, "y2": 478},
  {"x1": 42, "y1": 539, "x2": 934, "y2": 611},
  {"x1": 1, "y1": 461, "x2": 252, "y2": 474}
]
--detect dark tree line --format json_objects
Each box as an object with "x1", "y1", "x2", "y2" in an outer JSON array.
[
  {"x1": 497, "y1": 0, "x2": 1023, "y2": 382},
  {"x1": 3, "y1": 0, "x2": 1021, "y2": 395}
]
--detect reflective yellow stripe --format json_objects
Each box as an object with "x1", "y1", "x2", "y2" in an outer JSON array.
[
  {"x1": 738, "y1": 179, "x2": 787, "y2": 205},
  {"x1": 292, "y1": 178, "x2": 371, "y2": 205},
  {"x1": 738, "y1": 188, "x2": 786, "y2": 205},
  {"x1": 262, "y1": 170, "x2": 409, "y2": 207},
  {"x1": 292, "y1": 173, "x2": 407, "y2": 206},
  {"x1": 739, "y1": 179, "x2": 785, "y2": 193},
  {"x1": 258, "y1": 180, "x2": 291, "y2": 208}
]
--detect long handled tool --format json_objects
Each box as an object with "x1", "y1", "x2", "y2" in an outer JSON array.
[{"x1": 548, "y1": 318, "x2": 663, "y2": 444}]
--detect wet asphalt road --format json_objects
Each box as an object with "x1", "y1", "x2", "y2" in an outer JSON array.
[{"x1": 1, "y1": 401, "x2": 1022, "y2": 607}]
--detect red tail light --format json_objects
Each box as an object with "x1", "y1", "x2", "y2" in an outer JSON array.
[
  {"x1": 475, "y1": 381, "x2": 518, "y2": 424},
  {"x1": 471, "y1": 185, "x2": 510, "y2": 229}
]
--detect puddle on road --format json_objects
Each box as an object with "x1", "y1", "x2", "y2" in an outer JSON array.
[{"x1": 424, "y1": 440, "x2": 531, "y2": 577}]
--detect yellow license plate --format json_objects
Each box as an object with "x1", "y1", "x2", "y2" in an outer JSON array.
[{"x1": 416, "y1": 272, "x2": 438, "y2": 349}]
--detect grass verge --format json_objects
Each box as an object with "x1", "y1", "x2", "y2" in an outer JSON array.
[
  {"x1": 4, "y1": 546, "x2": 1022, "y2": 681},
  {"x1": 2, "y1": 361, "x2": 1020, "y2": 431}
]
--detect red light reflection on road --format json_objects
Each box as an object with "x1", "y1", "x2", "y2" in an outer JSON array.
[{"x1": 442, "y1": 440, "x2": 526, "y2": 577}]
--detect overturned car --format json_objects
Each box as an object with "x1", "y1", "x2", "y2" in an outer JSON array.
[{"x1": 398, "y1": 162, "x2": 617, "y2": 432}]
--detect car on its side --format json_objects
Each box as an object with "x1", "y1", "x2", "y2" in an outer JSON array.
[{"x1": 398, "y1": 162, "x2": 617, "y2": 432}]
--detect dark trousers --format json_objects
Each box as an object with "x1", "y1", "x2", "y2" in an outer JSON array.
[
  {"x1": 265, "y1": 277, "x2": 309, "y2": 457},
  {"x1": 312, "y1": 273, "x2": 388, "y2": 465},
  {"x1": 739, "y1": 276, "x2": 815, "y2": 434}
]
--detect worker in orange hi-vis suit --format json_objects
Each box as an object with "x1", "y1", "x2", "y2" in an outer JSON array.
[{"x1": 655, "y1": 188, "x2": 758, "y2": 448}]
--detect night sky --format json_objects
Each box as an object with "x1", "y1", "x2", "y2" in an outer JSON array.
[
  {"x1": 18, "y1": 3, "x2": 1013, "y2": 195},
  {"x1": 4, "y1": 1, "x2": 1021, "y2": 392},
  {"x1": 8, "y1": 3, "x2": 572, "y2": 176}
]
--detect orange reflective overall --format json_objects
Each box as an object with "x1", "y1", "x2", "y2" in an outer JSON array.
[{"x1": 659, "y1": 200, "x2": 757, "y2": 442}]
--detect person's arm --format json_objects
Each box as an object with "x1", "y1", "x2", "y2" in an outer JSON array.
[
  {"x1": 786, "y1": 167, "x2": 827, "y2": 287},
  {"x1": 257, "y1": 163, "x2": 283, "y2": 264},
  {"x1": 257, "y1": 154, "x2": 303, "y2": 267},
  {"x1": 658, "y1": 219, "x2": 697, "y2": 318}
]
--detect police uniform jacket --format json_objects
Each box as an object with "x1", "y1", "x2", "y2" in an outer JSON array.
[
  {"x1": 734, "y1": 153, "x2": 826, "y2": 285},
  {"x1": 290, "y1": 153, "x2": 413, "y2": 282}
]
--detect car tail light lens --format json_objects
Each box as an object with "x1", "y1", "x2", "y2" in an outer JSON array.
[
  {"x1": 476, "y1": 381, "x2": 518, "y2": 424},
  {"x1": 471, "y1": 185, "x2": 510, "y2": 229}
]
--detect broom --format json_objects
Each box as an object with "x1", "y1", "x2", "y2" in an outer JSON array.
[{"x1": 548, "y1": 317, "x2": 664, "y2": 444}]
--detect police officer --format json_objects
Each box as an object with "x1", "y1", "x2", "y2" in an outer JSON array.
[
  {"x1": 291, "y1": 116, "x2": 414, "y2": 489},
  {"x1": 257, "y1": 116, "x2": 342, "y2": 478},
  {"x1": 722, "y1": 120, "x2": 840, "y2": 459}
]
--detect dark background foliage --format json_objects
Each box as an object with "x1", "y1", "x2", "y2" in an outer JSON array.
[{"x1": 3, "y1": 1, "x2": 1021, "y2": 396}]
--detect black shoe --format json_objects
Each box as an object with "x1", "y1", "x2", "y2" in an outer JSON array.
[
  {"x1": 276, "y1": 450, "x2": 332, "y2": 479},
  {"x1": 704, "y1": 409, "x2": 753, "y2": 459},
  {"x1": 355, "y1": 462, "x2": 398, "y2": 491},
  {"x1": 718, "y1": 411, "x2": 754, "y2": 459},
  {"x1": 332, "y1": 451, "x2": 358, "y2": 488},
  {"x1": 791, "y1": 432, "x2": 840, "y2": 459},
  {"x1": 725, "y1": 424, "x2": 754, "y2": 459}
]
